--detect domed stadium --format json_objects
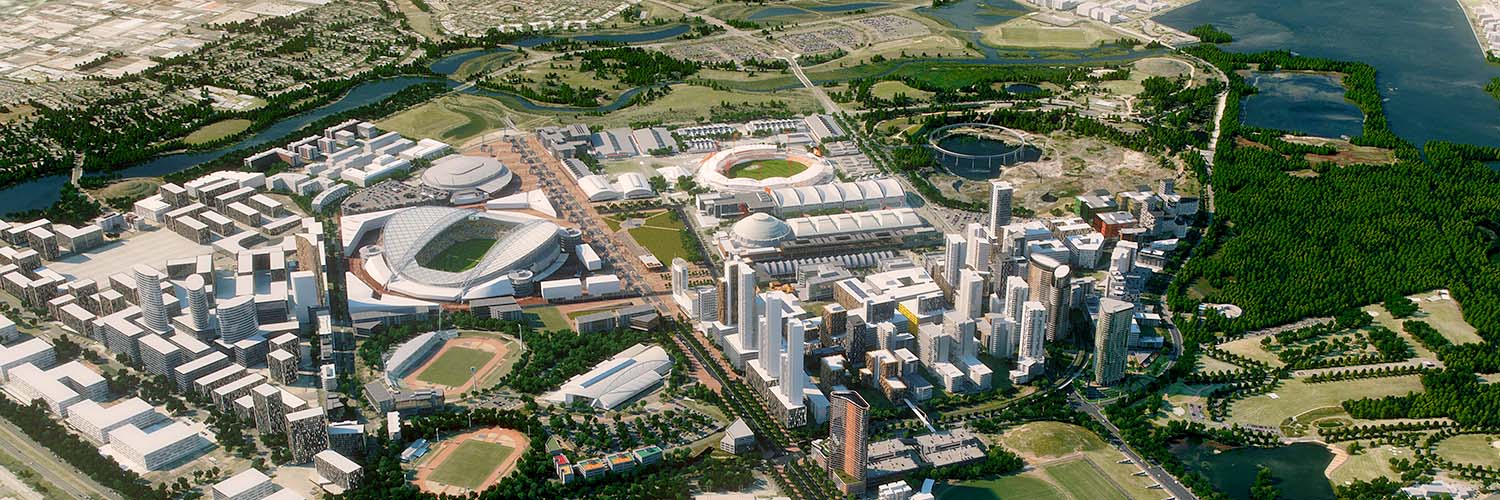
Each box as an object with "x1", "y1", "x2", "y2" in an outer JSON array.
[
  {"x1": 730, "y1": 212, "x2": 793, "y2": 248},
  {"x1": 362, "y1": 206, "x2": 563, "y2": 301},
  {"x1": 420, "y1": 155, "x2": 514, "y2": 200}
]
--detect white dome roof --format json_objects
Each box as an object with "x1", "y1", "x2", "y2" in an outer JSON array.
[{"x1": 732, "y1": 212, "x2": 792, "y2": 247}]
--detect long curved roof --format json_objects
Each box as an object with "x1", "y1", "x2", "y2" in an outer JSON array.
[
  {"x1": 770, "y1": 179, "x2": 905, "y2": 210},
  {"x1": 785, "y1": 208, "x2": 924, "y2": 239},
  {"x1": 379, "y1": 206, "x2": 561, "y2": 288},
  {"x1": 556, "y1": 344, "x2": 670, "y2": 409}
]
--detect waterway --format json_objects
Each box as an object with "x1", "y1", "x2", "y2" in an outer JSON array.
[
  {"x1": 748, "y1": 2, "x2": 887, "y2": 20},
  {"x1": 1171, "y1": 440, "x2": 1335, "y2": 500},
  {"x1": 1155, "y1": 0, "x2": 1500, "y2": 147},
  {"x1": 0, "y1": 25, "x2": 694, "y2": 215}
]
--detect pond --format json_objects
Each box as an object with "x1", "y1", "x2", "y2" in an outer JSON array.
[
  {"x1": 933, "y1": 134, "x2": 1044, "y2": 179},
  {"x1": 1171, "y1": 440, "x2": 1335, "y2": 500},
  {"x1": 1004, "y1": 83, "x2": 1043, "y2": 94},
  {"x1": 1240, "y1": 71, "x2": 1363, "y2": 139}
]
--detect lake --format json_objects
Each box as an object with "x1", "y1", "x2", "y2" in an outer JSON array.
[
  {"x1": 1240, "y1": 71, "x2": 1363, "y2": 138},
  {"x1": 1156, "y1": 0, "x2": 1500, "y2": 147},
  {"x1": 1172, "y1": 440, "x2": 1335, "y2": 500}
]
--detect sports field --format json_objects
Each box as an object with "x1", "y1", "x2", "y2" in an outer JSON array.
[
  {"x1": 1046, "y1": 459, "x2": 1128, "y2": 500},
  {"x1": 936, "y1": 476, "x2": 1066, "y2": 500},
  {"x1": 184, "y1": 119, "x2": 252, "y2": 145},
  {"x1": 425, "y1": 239, "x2": 496, "y2": 272},
  {"x1": 416, "y1": 346, "x2": 497, "y2": 386},
  {"x1": 428, "y1": 440, "x2": 512, "y2": 489},
  {"x1": 1434, "y1": 434, "x2": 1500, "y2": 468},
  {"x1": 726, "y1": 159, "x2": 809, "y2": 180}
]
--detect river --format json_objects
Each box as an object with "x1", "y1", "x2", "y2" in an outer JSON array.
[
  {"x1": 0, "y1": 26, "x2": 693, "y2": 215},
  {"x1": 1156, "y1": 0, "x2": 1500, "y2": 147}
]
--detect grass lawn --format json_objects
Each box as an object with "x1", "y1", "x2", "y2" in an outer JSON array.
[
  {"x1": 416, "y1": 346, "x2": 496, "y2": 386},
  {"x1": 641, "y1": 210, "x2": 683, "y2": 230},
  {"x1": 89, "y1": 178, "x2": 162, "y2": 201},
  {"x1": 1329, "y1": 444, "x2": 1403, "y2": 486},
  {"x1": 183, "y1": 119, "x2": 252, "y2": 145},
  {"x1": 1434, "y1": 434, "x2": 1500, "y2": 468},
  {"x1": 602, "y1": 216, "x2": 623, "y2": 232},
  {"x1": 1228, "y1": 375, "x2": 1425, "y2": 427},
  {"x1": 627, "y1": 226, "x2": 692, "y2": 264},
  {"x1": 524, "y1": 306, "x2": 570, "y2": 332},
  {"x1": 452, "y1": 51, "x2": 519, "y2": 81},
  {"x1": 726, "y1": 159, "x2": 809, "y2": 180},
  {"x1": 935, "y1": 475, "x2": 1067, "y2": 500},
  {"x1": 1001, "y1": 421, "x2": 1106, "y2": 458},
  {"x1": 870, "y1": 81, "x2": 934, "y2": 101},
  {"x1": 567, "y1": 305, "x2": 630, "y2": 320},
  {"x1": 378, "y1": 94, "x2": 537, "y2": 144},
  {"x1": 423, "y1": 238, "x2": 497, "y2": 272},
  {"x1": 980, "y1": 17, "x2": 1124, "y2": 49},
  {"x1": 1196, "y1": 355, "x2": 1245, "y2": 373},
  {"x1": 1045, "y1": 459, "x2": 1128, "y2": 500},
  {"x1": 578, "y1": 85, "x2": 821, "y2": 129},
  {"x1": 1216, "y1": 336, "x2": 1284, "y2": 367},
  {"x1": 428, "y1": 440, "x2": 512, "y2": 490}
]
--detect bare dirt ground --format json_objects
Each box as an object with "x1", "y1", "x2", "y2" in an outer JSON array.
[
  {"x1": 401, "y1": 335, "x2": 511, "y2": 397},
  {"x1": 414, "y1": 427, "x2": 530, "y2": 496},
  {"x1": 936, "y1": 133, "x2": 1188, "y2": 215}
]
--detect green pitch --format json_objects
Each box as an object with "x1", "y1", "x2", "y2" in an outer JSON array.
[
  {"x1": 1045, "y1": 459, "x2": 1128, "y2": 500},
  {"x1": 416, "y1": 347, "x2": 495, "y2": 386},
  {"x1": 936, "y1": 476, "x2": 1067, "y2": 500},
  {"x1": 726, "y1": 159, "x2": 809, "y2": 180},
  {"x1": 425, "y1": 238, "x2": 497, "y2": 272},
  {"x1": 428, "y1": 439, "x2": 512, "y2": 489}
]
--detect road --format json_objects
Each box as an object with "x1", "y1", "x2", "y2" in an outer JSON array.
[
  {"x1": 0, "y1": 418, "x2": 120, "y2": 500},
  {"x1": 1071, "y1": 395, "x2": 1199, "y2": 500}
]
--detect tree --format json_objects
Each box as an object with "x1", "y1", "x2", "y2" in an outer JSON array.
[
  {"x1": 648, "y1": 175, "x2": 669, "y2": 193},
  {"x1": 1384, "y1": 295, "x2": 1419, "y2": 318},
  {"x1": 1251, "y1": 466, "x2": 1279, "y2": 500}
]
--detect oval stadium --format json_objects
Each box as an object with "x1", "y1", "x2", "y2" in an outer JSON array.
[
  {"x1": 420, "y1": 154, "x2": 515, "y2": 204},
  {"x1": 695, "y1": 144, "x2": 834, "y2": 192},
  {"x1": 360, "y1": 206, "x2": 564, "y2": 301}
]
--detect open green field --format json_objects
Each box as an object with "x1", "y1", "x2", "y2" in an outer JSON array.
[
  {"x1": 378, "y1": 94, "x2": 537, "y2": 145},
  {"x1": 870, "y1": 81, "x2": 934, "y2": 101},
  {"x1": 579, "y1": 85, "x2": 821, "y2": 129},
  {"x1": 1227, "y1": 375, "x2": 1425, "y2": 427},
  {"x1": 1371, "y1": 295, "x2": 1482, "y2": 345},
  {"x1": 641, "y1": 210, "x2": 679, "y2": 228},
  {"x1": 428, "y1": 440, "x2": 513, "y2": 490},
  {"x1": 453, "y1": 52, "x2": 519, "y2": 81},
  {"x1": 1046, "y1": 459, "x2": 1128, "y2": 500},
  {"x1": 88, "y1": 178, "x2": 163, "y2": 201},
  {"x1": 1329, "y1": 444, "x2": 1401, "y2": 485},
  {"x1": 727, "y1": 159, "x2": 808, "y2": 180},
  {"x1": 1100, "y1": 57, "x2": 1194, "y2": 96},
  {"x1": 523, "y1": 306, "x2": 570, "y2": 332},
  {"x1": 936, "y1": 476, "x2": 1067, "y2": 500},
  {"x1": 627, "y1": 226, "x2": 693, "y2": 264},
  {"x1": 416, "y1": 346, "x2": 497, "y2": 386},
  {"x1": 183, "y1": 119, "x2": 252, "y2": 145},
  {"x1": 1001, "y1": 421, "x2": 1106, "y2": 458},
  {"x1": 980, "y1": 18, "x2": 1125, "y2": 49},
  {"x1": 1435, "y1": 434, "x2": 1500, "y2": 468},
  {"x1": 1216, "y1": 336, "x2": 1284, "y2": 367},
  {"x1": 424, "y1": 238, "x2": 497, "y2": 272}
]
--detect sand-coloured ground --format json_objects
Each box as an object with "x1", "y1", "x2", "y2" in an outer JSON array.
[
  {"x1": 401, "y1": 335, "x2": 511, "y2": 395},
  {"x1": 414, "y1": 427, "x2": 530, "y2": 495}
]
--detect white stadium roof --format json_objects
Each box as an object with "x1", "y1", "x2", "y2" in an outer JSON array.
[
  {"x1": 770, "y1": 179, "x2": 905, "y2": 212},
  {"x1": 578, "y1": 175, "x2": 621, "y2": 201},
  {"x1": 420, "y1": 154, "x2": 513, "y2": 194}
]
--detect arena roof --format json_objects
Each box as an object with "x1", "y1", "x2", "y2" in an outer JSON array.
[
  {"x1": 731, "y1": 213, "x2": 794, "y2": 248},
  {"x1": 420, "y1": 155, "x2": 513, "y2": 194},
  {"x1": 614, "y1": 173, "x2": 654, "y2": 199},
  {"x1": 549, "y1": 344, "x2": 670, "y2": 409},
  {"x1": 377, "y1": 207, "x2": 562, "y2": 289},
  {"x1": 578, "y1": 175, "x2": 620, "y2": 201}
]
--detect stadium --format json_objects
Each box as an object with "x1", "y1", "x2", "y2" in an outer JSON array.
[
  {"x1": 358, "y1": 206, "x2": 564, "y2": 301},
  {"x1": 696, "y1": 144, "x2": 834, "y2": 192},
  {"x1": 420, "y1": 154, "x2": 515, "y2": 204}
]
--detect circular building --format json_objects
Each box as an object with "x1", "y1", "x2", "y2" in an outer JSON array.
[
  {"x1": 361, "y1": 206, "x2": 563, "y2": 301},
  {"x1": 696, "y1": 144, "x2": 834, "y2": 192},
  {"x1": 420, "y1": 154, "x2": 514, "y2": 202},
  {"x1": 730, "y1": 212, "x2": 793, "y2": 248}
]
